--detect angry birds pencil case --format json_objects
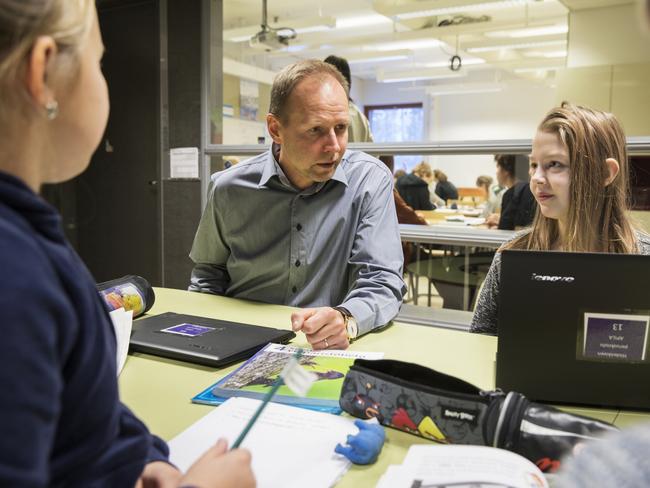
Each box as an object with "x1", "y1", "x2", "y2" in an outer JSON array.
[{"x1": 339, "y1": 358, "x2": 617, "y2": 473}]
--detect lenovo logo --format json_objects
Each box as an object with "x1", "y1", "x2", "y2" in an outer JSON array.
[{"x1": 531, "y1": 273, "x2": 575, "y2": 283}]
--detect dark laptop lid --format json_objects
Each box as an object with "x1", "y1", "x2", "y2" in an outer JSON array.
[
  {"x1": 130, "y1": 312, "x2": 295, "y2": 368},
  {"x1": 496, "y1": 250, "x2": 650, "y2": 410}
]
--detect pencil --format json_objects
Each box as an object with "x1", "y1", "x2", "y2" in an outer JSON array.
[{"x1": 231, "y1": 348, "x2": 304, "y2": 449}]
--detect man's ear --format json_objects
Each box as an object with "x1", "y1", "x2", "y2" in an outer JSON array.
[
  {"x1": 604, "y1": 158, "x2": 620, "y2": 186},
  {"x1": 266, "y1": 113, "x2": 284, "y2": 144},
  {"x1": 25, "y1": 36, "x2": 58, "y2": 109}
]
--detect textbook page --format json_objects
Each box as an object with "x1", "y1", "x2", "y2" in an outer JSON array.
[
  {"x1": 376, "y1": 444, "x2": 548, "y2": 488},
  {"x1": 169, "y1": 397, "x2": 357, "y2": 488},
  {"x1": 109, "y1": 307, "x2": 132, "y2": 375}
]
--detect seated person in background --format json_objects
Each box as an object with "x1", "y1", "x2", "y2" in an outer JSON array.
[
  {"x1": 484, "y1": 154, "x2": 514, "y2": 223},
  {"x1": 190, "y1": 60, "x2": 406, "y2": 350},
  {"x1": 498, "y1": 177, "x2": 536, "y2": 231},
  {"x1": 481, "y1": 160, "x2": 507, "y2": 218},
  {"x1": 485, "y1": 154, "x2": 536, "y2": 229},
  {"x1": 476, "y1": 175, "x2": 493, "y2": 198},
  {"x1": 476, "y1": 175, "x2": 495, "y2": 211},
  {"x1": 324, "y1": 55, "x2": 373, "y2": 143},
  {"x1": 433, "y1": 169, "x2": 459, "y2": 203},
  {"x1": 0, "y1": 2, "x2": 253, "y2": 486},
  {"x1": 379, "y1": 156, "x2": 427, "y2": 265},
  {"x1": 395, "y1": 162, "x2": 436, "y2": 210},
  {"x1": 471, "y1": 103, "x2": 650, "y2": 334}
]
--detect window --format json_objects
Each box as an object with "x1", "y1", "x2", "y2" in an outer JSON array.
[{"x1": 365, "y1": 103, "x2": 424, "y2": 172}]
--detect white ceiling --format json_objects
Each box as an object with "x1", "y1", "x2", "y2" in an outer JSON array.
[{"x1": 222, "y1": 0, "x2": 631, "y2": 84}]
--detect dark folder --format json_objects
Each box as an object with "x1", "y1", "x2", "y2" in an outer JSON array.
[{"x1": 130, "y1": 312, "x2": 295, "y2": 368}]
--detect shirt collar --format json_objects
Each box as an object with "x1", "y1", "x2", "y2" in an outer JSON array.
[{"x1": 258, "y1": 143, "x2": 350, "y2": 191}]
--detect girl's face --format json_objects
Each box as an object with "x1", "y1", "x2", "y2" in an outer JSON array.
[
  {"x1": 529, "y1": 130, "x2": 571, "y2": 223},
  {"x1": 49, "y1": 9, "x2": 108, "y2": 184}
]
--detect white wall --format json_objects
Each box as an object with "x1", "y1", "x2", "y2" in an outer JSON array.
[
  {"x1": 568, "y1": 4, "x2": 650, "y2": 68},
  {"x1": 430, "y1": 79, "x2": 556, "y2": 186},
  {"x1": 355, "y1": 77, "x2": 556, "y2": 187}
]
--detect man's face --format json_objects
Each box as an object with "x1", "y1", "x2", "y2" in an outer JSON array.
[{"x1": 268, "y1": 75, "x2": 349, "y2": 189}]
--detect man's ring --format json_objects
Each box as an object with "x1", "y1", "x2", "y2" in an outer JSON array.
[{"x1": 324, "y1": 338, "x2": 329, "y2": 348}]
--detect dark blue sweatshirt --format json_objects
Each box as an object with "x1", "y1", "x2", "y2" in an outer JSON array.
[{"x1": 0, "y1": 171, "x2": 169, "y2": 487}]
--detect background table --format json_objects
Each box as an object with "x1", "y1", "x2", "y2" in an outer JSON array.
[{"x1": 119, "y1": 288, "x2": 649, "y2": 487}]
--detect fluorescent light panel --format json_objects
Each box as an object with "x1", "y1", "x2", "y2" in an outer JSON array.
[
  {"x1": 419, "y1": 58, "x2": 486, "y2": 68},
  {"x1": 485, "y1": 24, "x2": 568, "y2": 38},
  {"x1": 523, "y1": 49, "x2": 567, "y2": 58},
  {"x1": 367, "y1": 38, "x2": 442, "y2": 52},
  {"x1": 348, "y1": 54, "x2": 410, "y2": 64},
  {"x1": 395, "y1": 0, "x2": 534, "y2": 19},
  {"x1": 336, "y1": 14, "x2": 392, "y2": 29},
  {"x1": 380, "y1": 72, "x2": 467, "y2": 83},
  {"x1": 467, "y1": 39, "x2": 565, "y2": 53}
]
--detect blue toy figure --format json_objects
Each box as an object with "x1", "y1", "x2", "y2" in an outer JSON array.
[{"x1": 335, "y1": 419, "x2": 386, "y2": 465}]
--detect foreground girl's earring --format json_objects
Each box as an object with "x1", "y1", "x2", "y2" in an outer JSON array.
[{"x1": 45, "y1": 100, "x2": 59, "y2": 120}]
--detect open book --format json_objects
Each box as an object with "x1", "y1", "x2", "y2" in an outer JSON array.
[
  {"x1": 377, "y1": 444, "x2": 549, "y2": 488},
  {"x1": 192, "y1": 343, "x2": 383, "y2": 413}
]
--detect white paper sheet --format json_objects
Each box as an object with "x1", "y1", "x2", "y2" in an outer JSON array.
[
  {"x1": 109, "y1": 307, "x2": 133, "y2": 375},
  {"x1": 170, "y1": 147, "x2": 199, "y2": 178},
  {"x1": 377, "y1": 445, "x2": 548, "y2": 488},
  {"x1": 169, "y1": 397, "x2": 357, "y2": 488}
]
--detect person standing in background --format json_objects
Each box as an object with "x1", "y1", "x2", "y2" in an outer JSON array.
[{"x1": 324, "y1": 55, "x2": 373, "y2": 143}]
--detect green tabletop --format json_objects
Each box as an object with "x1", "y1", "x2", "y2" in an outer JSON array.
[{"x1": 119, "y1": 288, "x2": 648, "y2": 487}]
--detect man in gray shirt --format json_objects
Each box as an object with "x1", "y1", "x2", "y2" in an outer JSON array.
[{"x1": 189, "y1": 60, "x2": 405, "y2": 350}]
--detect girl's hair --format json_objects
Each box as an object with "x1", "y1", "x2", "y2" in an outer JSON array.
[
  {"x1": 433, "y1": 169, "x2": 447, "y2": 182},
  {"x1": 505, "y1": 102, "x2": 637, "y2": 253},
  {"x1": 413, "y1": 161, "x2": 433, "y2": 179},
  {"x1": 476, "y1": 175, "x2": 493, "y2": 191},
  {"x1": 0, "y1": 0, "x2": 94, "y2": 126}
]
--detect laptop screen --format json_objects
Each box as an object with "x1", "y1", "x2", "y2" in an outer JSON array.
[{"x1": 496, "y1": 249, "x2": 650, "y2": 410}]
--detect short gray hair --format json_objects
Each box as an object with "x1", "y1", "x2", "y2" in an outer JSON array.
[{"x1": 269, "y1": 59, "x2": 349, "y2": 122}]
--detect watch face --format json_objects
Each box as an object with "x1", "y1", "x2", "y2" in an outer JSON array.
[{"x1": 346, "y1": 319, "x2": 358, "y2": 339}]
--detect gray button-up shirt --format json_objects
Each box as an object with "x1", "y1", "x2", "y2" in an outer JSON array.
[{"x1": 189, "y1": 146, "x2": 406, "y2": 335}]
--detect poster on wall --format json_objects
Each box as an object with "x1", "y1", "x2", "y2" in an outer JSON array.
[{"x1": 240, "y1": 79, "x2": 259, "y2": 121}]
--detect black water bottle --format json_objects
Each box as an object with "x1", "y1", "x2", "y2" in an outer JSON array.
[{"x1": 97, "y1": 275, "x2": 155, "y2": 318}]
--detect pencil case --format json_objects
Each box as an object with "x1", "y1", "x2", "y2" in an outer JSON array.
[
  {"x1": 339, "y1": 359, "x2": 617, "y2": 472},
  {"x1": 97, "y1": 274, "x2": 155, "y2": 318}
]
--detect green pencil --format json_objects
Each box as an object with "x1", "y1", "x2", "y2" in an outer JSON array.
[{"x1": 231, "y1": 348, "x2": 304, "y2": 449}]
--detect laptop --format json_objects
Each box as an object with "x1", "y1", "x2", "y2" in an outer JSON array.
[
  {"x1": 496, "y1": 249, "x2": 650, "y2": 410},
  {"x1": 130, "y1": 312, "x2": 295, "y2": 368}
]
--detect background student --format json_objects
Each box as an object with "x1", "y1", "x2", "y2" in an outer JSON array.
[
  {"x1": 433, "y1": 169, "x2": 459, "y2": 203},
  {"x1": 471, "y1": 103, "x2": 650, "y2": 334},
  {"x1": 485, "y1": 154, "x2": 536, "y2": 229},
  {"x1": 0, "y1": 1, "x2": 253, "y2": 486},
  {"x1": 395, "y1": 162, "x2": 436, "y2": 210}
]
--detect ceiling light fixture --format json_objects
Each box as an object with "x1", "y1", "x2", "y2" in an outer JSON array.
[
  {"x1": 525, "y1": 50, "x2": 567, "y2": 58},
  {"x1": 378, "y1": 71, "x2": 467, "y2": 83},
  {"x1": 420, "y1": 58, "x2": 486, "y2": 68},
  {"x1": 395, "y1": 0, "x2": 535, "y2": 20},
  {"x1": 368, "y1": 38, "x2": 442, "y2": 52},
  {"x1": 485, "y1": 24, "x2": 568, "y2": 38},
  {"x1": 346, "y1": 49, "x2": 411, "y2": 64},
  {"x1": 466, "y1": 39, "x2": 565, "y2": 53},
  {"x1": 336, "y1": 14, "x2": 392, "y2": 29}
]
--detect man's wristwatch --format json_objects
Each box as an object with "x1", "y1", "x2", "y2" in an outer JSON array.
[{"x1": 334, "y1": 306, "x2": 358, "y2": 342}]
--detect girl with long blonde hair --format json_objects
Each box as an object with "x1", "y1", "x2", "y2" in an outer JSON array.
[{"x1": 471, "y1": 103, "x2": 650, "y2": 334}]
